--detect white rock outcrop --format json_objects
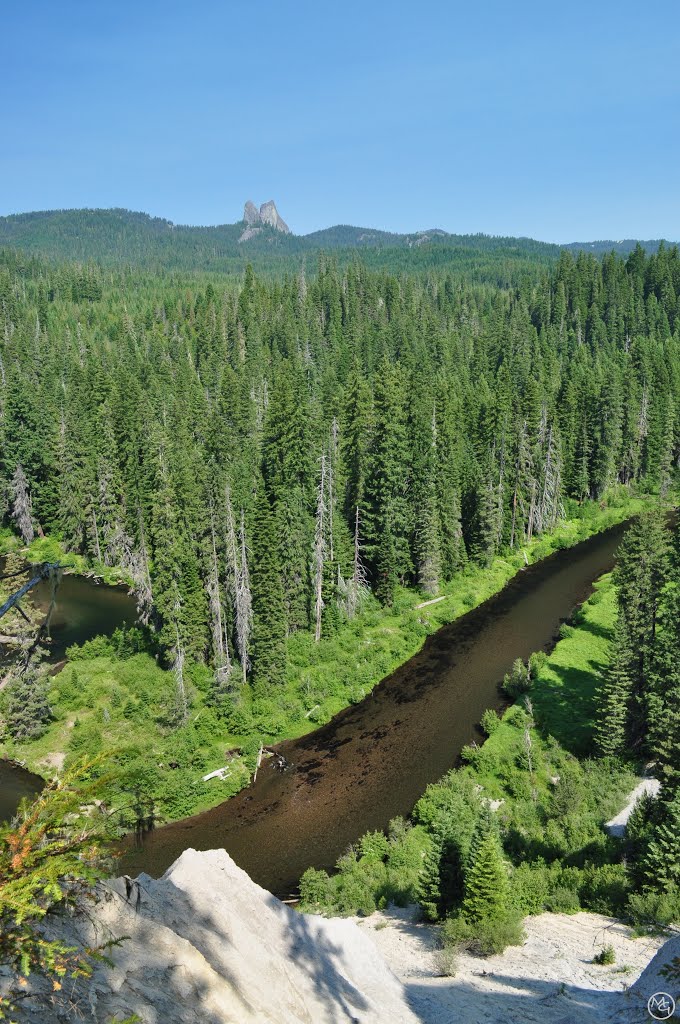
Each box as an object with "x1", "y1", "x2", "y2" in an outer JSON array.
[{"x1": 16, "y1": 849, "x2": 418, "y2": 1024}]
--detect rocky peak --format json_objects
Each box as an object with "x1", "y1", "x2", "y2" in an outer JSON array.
[
  {"x1": 258, "y1": 200, "x2": 290, "y2": 234},
  {"x1": 243, "y1": 200, "x2": 260, "y2": 226},
  {"x1": 239, "y1": 199, "x2": 291, "y2": 241}
]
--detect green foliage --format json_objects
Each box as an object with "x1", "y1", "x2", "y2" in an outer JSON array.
[
  {"x1": 462, "y1": 818, "x2": 509, "y2": 922},
  {"x1": 66, "y1": 635, "x2": 116, "y2": 661},
  {"x1": 593, "y1": 944, "x2": 616, "y2": 965},
  {"x1": 0, "y1": 669, "x2": 52, "y2": 741},
  {"x1": 639, "y1": 790, "x2": 680, "y2": 893},
  {"x1": 298, "y1": 867, "x2": 334, "y2": 912},
  {"x1": 480, "y1": 709, "x2": 501, "y2": 736},
  {"x1": 294, "y1": 560, "x2": 655, "y2": 930},
  {"x1": 442, "y1": 911, "x2": 525, "y2": 956},
  {"x1": 0, "y1": 761, "x2": 121, "y2": 1020},
  {"x1": 626, "y1": 888, "x2": 680, "y2": 931},
  {"x1": 298, "y1": 818, "x2": 432, "y2": 916},
  {"x1": 502, "y1": 658, "x2": 531, "y2": 699}
]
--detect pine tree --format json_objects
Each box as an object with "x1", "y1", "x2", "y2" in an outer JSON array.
[
  {"x1": 417, "y1": 841, "x2": 443, "y2": 921},
  {"x1": 364, "y1": 359, "x2": 412, "y2": 603},
  {"x1": 647, "y1": 572, "x2": 680, "y2": 790},
  {"x1": 593, "y1": 614, "x2": 636, "y2": 757},
  {"x1": 1, "y1": 669, "x2": 52, "y2": 741},
  {"x1": 639, "y1": 789, "x2": 680, "y2": 893},
  {"x1": 612, "y1": 511, "x2": 669, "y2": 749},
  {"x1": 251, "y1": 490, "x2": 287, "y2": 691},
  {"x1": 462, "y1": 815, "x2": 509, "y2": 922}
]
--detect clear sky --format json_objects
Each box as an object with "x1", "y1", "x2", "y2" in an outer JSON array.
[{"x1": 2, "y1": 0, "x2": 679, "y2": 242}]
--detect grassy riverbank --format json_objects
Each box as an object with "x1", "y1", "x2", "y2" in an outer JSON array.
[
  {"x1": 0, "y1": 486, "x2": 661, "y2": 821},
  {"x1": 299, "y1": 571, "x2": 639, "y2": 926},
  {"x1": 0, "y1": 530, "x2": 133, "y2": 587}
]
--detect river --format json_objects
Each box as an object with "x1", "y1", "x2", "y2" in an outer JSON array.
[
  {"x1": 0, "y1": 563, "x2": 138, "y2": 820},
  {"x1": 119, "y1": 520, "x2": 627, "y2": 894},
  {"x1": 29, "y1": 571, "x2": 137, "y2": 663}
]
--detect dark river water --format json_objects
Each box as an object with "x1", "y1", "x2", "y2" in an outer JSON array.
[
  {"x1": 0, "y1": 761, "x2": 43, "y2": 821},
  {"x1": 0, "y1": 564, "x2": 138, "y2": 821},
  {"x1": 30, "y1": 572, "x2": 137, "y2": 662},
  {"x1": 119, "y1": 520, "x2": 627, "y2": 894}
]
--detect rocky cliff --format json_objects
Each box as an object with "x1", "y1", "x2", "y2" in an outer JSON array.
[
  {"x1": 239, "y1": 199, "x2": 290, "y2": 241},
  {"x1": 5, "y1": 848, "x2": 678, "y2": 1023},
  {"x1": 10, "y1": 849, "x2": 417, "y2": 1024}
]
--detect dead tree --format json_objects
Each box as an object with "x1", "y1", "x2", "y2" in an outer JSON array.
[
  {"x1": 313, "y1": 453, "x2": 328, "y2": 642},
  {"x1": 0, "y1": 563, "x2": 61, "y2": 622},
  {"x1": 11, "y1": 464, "x2": 34, "y2": 545}
]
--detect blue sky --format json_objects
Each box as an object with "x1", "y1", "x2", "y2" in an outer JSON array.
[{"x1": 2, "y1": 0, "x2": 679, "y2": 241}]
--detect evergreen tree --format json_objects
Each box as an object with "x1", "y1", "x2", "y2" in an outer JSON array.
[
  {"x1": 1, "y1": 669, "x2": 52, "y2": 741},
  {"x1": 639, "y1": 788, "x2": 680, "y2": 894},
  {"x1": 250, "y1": 490, "x2": 287, "y2": 691},
  {"x1": 593, "y1": 615, "x2": 636, "y2": 757},
  {"x1": 611, "y1": 510, "x2": 669, "y2": 749},
  {"x1": 462, "y1": 812, "x2": 509, "y2": 922}
]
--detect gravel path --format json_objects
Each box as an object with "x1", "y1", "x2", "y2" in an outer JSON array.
[{"x1": 605, "y1": 777, "x2": 660, "y2": 837}]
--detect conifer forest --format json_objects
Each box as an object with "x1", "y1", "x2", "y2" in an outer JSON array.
[
  {"x1": 1, "y1": 223, "x2": 680, "y2": 985},
  {"x1": 3, "y1": 244, "x2": 680, "y2": 683}
]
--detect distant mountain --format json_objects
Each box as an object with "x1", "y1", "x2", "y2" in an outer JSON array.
[
  {"x1": 0, "y1": 205, "x2": 674, "y2": 278},
  {"x1": 562, "y1": 238, "x2": 672, "y2": 256},
  {"x1": 239, "y1": 199, "x2": 290, "y2": 242}
]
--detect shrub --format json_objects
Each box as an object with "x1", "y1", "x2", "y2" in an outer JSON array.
[
  {"x1": 443, "y1": 911, "x2": 525, "y2": 956},
  {"x1": 528, "y1": 650, "x2": 548, "y2": 675},
  {"x1": 510, "y1": 861, "x2": 550, "y2": 915},
  {"x1": 593, "y1": 944, "x2": 616, "y2": 965},
  {"x1": 460, "y1": 744, "x2": 482, "y2": 767},
  {"x1": 335, "y1": 871, "x2": 378, "y2": 916},
  {"x1": 66, "y1": 635, "x2": 115, "y2": 661},
  {"x1": 545, "y1": 885, "x2": 581, "y2": 914},
  {"x1": 299, "y1": 867, "x2": 334, "y2": 912},
  {"x1": 359, "y1": 831, "x2": 390, "y2": 862},
  {"x1": 502, "y1": 658, "x2": 531, "y2": 699},
  {"x1": 626, "y1": 888, "x2": 680, "y2": 931},
  {"x1": 111, "y1": 625, "x2": 149, "y2": 658},
  {"x1": 480, "y1": 709, "x2": 501, "y2": 736},
  {"x1": 433, "y1": 945, "x2": 458, "y2": 976},
  {"x1": 580, "y1": 864, "x2": 629, "y2": 916}
]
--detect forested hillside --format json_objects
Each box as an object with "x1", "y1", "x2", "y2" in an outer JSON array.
[
  {"x1": 2, "y1": 243, "x2": 680, "y2": 718},
  {"x1": 0, "y1": 208, "x2": 669, "y2": 278}
]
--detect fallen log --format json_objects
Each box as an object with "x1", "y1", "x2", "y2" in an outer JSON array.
[{"x1": 0, "y1": 564, "x2": 59, "y2": 620}]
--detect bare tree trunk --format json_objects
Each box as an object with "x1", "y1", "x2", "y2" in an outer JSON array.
[
  {"x1": 11, "y1": 464, "x2": 34, "y2": 545},
  {"x1": 236, "y1": 509, "x2": 253, "y2": 682},
  {"x1": 172, "y1": 606, "x2": 189, "y2": 726},
  {"x1": 208, "y1": 502, "x2": 230, "y2": 680},
  {"x1": 132, "y1": 507, "x2": 154, "y2": 624},
  {"x1": 91, "y1": 508, "x2": 102, "y2": 563},
  {"x1": 225, "y1": 486, "x2": 252, "y2": 682},
  {"x1": 313, "y1": 453, "x2": 328, "y2": 642}
]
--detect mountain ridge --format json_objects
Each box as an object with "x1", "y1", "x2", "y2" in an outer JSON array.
[{"x1": 0, "y1": 206, "x2": 674, "y2": 277}]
